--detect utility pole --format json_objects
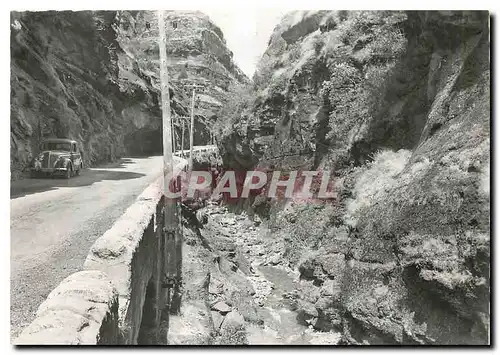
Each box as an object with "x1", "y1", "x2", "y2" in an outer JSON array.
[
  {"x1": 157, "y1": 10, "x2": 181, "y2": 288},
  {"x1": 171, "y1": 116, "x2": 180, "y2": 154},
  {"x1": 171, "y1": 116, "x2": 175, "y2": 153},
  {"x1": 177, "y1": 116, "x2": 190, "y2": 158},
  {"x1": 185, "y1": 83, "x2": 205, "y2": 171},
  {"x1": 181, "y1": 120, "x2": 185, "y2": 157},
  {"x1": 189, "y1": 89, "x2": 195, "y2": 171}
]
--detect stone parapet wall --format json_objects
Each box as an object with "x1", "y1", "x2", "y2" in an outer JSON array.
[{"x1": 15, "y1": 271, "x2": 119, "y2": 345}]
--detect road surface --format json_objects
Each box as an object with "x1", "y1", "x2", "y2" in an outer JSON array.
[{"x1": 10, "y1": 154, "x2": 188, "y2": 339}]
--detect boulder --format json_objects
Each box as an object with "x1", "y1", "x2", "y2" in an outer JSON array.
[
  {"x1": 208, "y1": 280, "x2": 224, "y2": 295},
  {"x1": 211, "y1": 311, "x2": 225, "y2": 331},
  {"x1": 211, "y1": 301, "x2": 232, "y2": 314},
  {"x1": 167, "y1": 301, "x2": 214, "y2": 345},
  {"x1": 296, "y1": 300, "x2": 319, "y2": 326},
  {"x1": 218, "y1": 310, "x2": 247, "y2": 344}
]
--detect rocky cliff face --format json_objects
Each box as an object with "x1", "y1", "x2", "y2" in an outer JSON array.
[
  {"x1": 10, "y1": 10, "x2": 247, "y2": 179},
  {"x1": 114, "y1": 10, "x2": 248, "y2": 155},
  {"x1": 219, "y1": 10, "x2": 490, "y2": 344},
  {"x1": 11, "y1": 11, "x2": 121, "y2": 179}
]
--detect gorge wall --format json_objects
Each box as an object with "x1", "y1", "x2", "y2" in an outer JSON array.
[
  {"x1": 217, "y1": 10, "x2": 490, "y2": 344},
  {"x1": 10, "y1": 10, "x2": 247, "y2": 180},
  {"x1": 10, "y1": 9, "x2": 490, "y2": 345}
]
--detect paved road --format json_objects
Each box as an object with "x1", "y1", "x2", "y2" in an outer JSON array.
[{"x1": 10, "y1": 155, "x2": 187, "y2": 339}]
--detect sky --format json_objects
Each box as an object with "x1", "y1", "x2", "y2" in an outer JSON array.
[{"x1": 201, "y1": 9, "x2": 289, "y2": 78}]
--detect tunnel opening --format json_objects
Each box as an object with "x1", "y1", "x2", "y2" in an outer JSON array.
[{"x1": 124, "y1": 129, "x2": 163, "y2": 157}]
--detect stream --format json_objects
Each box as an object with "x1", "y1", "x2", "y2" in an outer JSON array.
[{"x1": 200, "y1": 205, "x2": 341, "y2": 345}]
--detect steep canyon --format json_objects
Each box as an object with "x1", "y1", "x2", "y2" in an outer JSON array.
[{"x1": 216, "y1": 10, "x2": 490, "y2": 345}]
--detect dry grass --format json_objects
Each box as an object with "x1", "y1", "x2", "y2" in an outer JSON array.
[
  {"x1": 267, "y1": 201, "x2": 337, "y2": 265},
  {"x1": 344, "y1": 149, "x2": 411, "y2": 227}
]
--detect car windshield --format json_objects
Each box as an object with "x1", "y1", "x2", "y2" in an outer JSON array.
[{"x1": 44, "y1": 142, "x2": 71, "y2": 151}]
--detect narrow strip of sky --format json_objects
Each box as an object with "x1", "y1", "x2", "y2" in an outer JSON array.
[{"x1": 201, "y1": 9, "x2": 288, "y2": 78}]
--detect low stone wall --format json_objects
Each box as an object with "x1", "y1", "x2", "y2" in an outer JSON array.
[
  {"x1": 84, "y1": 177, "x2": 166, "y2": 344},
  {"x1": 15, "y1": 270, "x2": 119, "y2": 345},
  {"x1": 15, "y1": 159, "x2": 187, "y2": 345}
]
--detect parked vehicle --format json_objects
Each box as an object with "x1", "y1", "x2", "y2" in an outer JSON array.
[{"x1": 31, "y1": 138, "x2": 83, "y2": 179}]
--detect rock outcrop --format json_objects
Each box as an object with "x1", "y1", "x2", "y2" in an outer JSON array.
[
  {"x1": 10, "y1": 10, "x2": 247, "y2": 180},
  {"x1": 218, "y1": 10, "x2": 490, "y2": 345},
  {"x1": 114, "y1": 10, "x2": 248, "y2": 155},
  {"x1": 11, "y1": 11, "x2": 123, "y2": 179}
]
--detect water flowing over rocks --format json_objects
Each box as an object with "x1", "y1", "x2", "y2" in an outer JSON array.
[{"x1": 174, "y1": 202, "x2": 342, "y2": 345}]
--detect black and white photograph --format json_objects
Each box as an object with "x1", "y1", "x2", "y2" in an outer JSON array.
[{"x1": 6, "y1": 6, "x2": 491, "y2": 347}]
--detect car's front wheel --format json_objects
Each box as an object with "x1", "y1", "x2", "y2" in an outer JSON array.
[
  {"x1": 65, "y1": 166, "x2": 72, "y2": 179},
  {"x1": 75, "y1": 162, "x2": 82, "y2": 176}
]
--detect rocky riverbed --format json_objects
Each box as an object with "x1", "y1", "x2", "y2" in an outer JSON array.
[{"x1": 167, "y1": 202, "x2": 341, "y2": 345}]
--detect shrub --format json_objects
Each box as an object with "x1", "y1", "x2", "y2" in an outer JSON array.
[
  {"x1": 214, "y1": 83, "x2": 254, "y2": 138},
  {"x1": 367, "y1": 26, "x2": 406, "y2": 60},
  {"x1": 319, "y1": 11, "x2": 408, "y2": 149},
  {"x1": 267, "y1": 202, "x2": 336, "y2": 265},
  {"x1": 344, "y1": 149, "x2": 411, "y2": 228},
  {"x1": 321, "y1": 62, "x2": 371, "y2": 144}
]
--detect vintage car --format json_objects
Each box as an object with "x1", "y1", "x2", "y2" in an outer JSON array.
[{"x1": 31, "y1": 138, "x2": 84, "y2": 178}]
